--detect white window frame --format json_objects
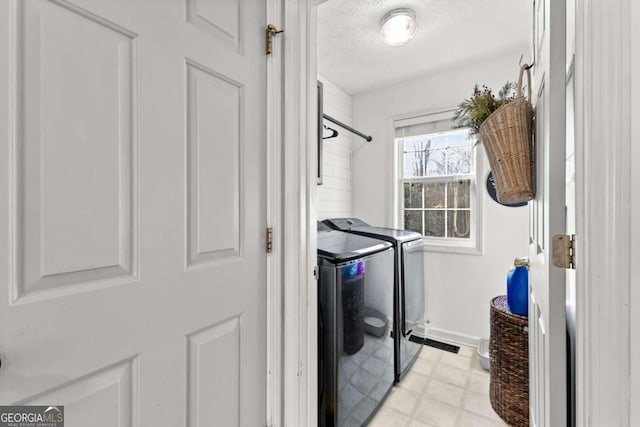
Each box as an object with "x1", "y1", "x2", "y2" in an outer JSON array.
[{"x1": 393, "y1": 111, "x2": 484, "y2": 255}]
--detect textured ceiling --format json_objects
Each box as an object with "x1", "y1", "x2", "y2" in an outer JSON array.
[{"x1": 318, "y1": 0, "x2": 532, "y2": 94}]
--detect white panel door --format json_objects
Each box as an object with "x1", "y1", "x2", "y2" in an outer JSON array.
[
  {"x1": 528, "y1": 0, "x2": 566, "y2": 426},
  {"x1": 0, "y1": 0, "x2": 267, "y2": 426}
]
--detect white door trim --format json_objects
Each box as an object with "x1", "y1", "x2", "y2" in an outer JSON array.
[
  {"x1": 281, "y1": 0, "x2": 318, "y2": 426},
  {"x1": 575, "y1": 0, "x2": 632, "y2": 425},
  {"x1": 266, "y1": 0, "x2": 284, "y2": 426}
]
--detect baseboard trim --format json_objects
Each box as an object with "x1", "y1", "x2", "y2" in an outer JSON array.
[{"x1": 427, "y1": 327, "x2": 481, "y2": 349}]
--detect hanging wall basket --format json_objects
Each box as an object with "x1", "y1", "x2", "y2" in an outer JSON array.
[{"x1": 479, "y1": 65, "x2": 535, "y2": 204}]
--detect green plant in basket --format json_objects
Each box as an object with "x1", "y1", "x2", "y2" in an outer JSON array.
[{"x1": 452, "y1": 82, "x2": 516, "y2": 139}]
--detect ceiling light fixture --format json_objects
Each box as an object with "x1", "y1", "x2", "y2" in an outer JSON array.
[{"x1": 379, "y1": 8, "x2": 417, "y2": 47}]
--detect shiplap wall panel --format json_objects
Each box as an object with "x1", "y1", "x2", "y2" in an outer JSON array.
[{"x1": 318, "y1": 75, "x2": 352, "y2": 219}]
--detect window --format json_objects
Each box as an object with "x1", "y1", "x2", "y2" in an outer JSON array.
[{"x1": 395, "y1": 113, "x2": 482, "y2": 254}]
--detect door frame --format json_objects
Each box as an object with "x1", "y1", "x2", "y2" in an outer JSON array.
[
  {"x1": 274, "y1": 0, "x2": 319, "y2": 426},
  {"x1": 266, "y1": 0, "x2": 284, "y2": 425},
  {"x1": 279, "y1": 1, "x2": 636, "y2": 426},
  {"x1": 574, "y1": 0, "x2": 632, "y2": 425}
]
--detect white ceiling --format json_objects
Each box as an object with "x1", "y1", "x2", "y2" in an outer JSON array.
[{"x1": 318, "y1": 0, "x2": 532, "y2": 95}]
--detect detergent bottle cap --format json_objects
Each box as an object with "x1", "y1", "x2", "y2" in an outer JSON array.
[{"x1": 514, "y1": 257, "x2": 530, "y2": 268}]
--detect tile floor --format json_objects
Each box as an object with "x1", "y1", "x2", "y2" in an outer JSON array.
[{"x1": 369, "y1": 345, "x2": 509, "y2": 427}]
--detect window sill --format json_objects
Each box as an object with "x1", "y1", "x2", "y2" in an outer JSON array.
[{"x1": 421, "y1": 238, "x2": 482, "y2": 256}]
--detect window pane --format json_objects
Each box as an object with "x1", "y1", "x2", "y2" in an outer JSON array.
[
  {"x1": 404, "y1": 136, "x2": 431, "y2": 177},
  {"x1": 447, "y1": 145, "x2": 472, "y2": 174},
  {"x1": 404, "y1": 135, "x2": 431, "y2": 152},
  {"x1": 404, "y1": 183, "x2": 423, "y2": 209},
  {"x1": 422, "y1": 130, "x2": 471, "y2": 149},
  {"x1": 424, "y1": 211, "x2": 445, "y2": 237},
  {"x1": 419, "y1": 134, "x2": 449, "y2": 150},
  {"x1": 447, "y1": 210, "x2": 471, "y2": 239},
  {"x1": 403, "y1": 151, "x2": 426, "y2": 177},
  {"x1": 446, "y1": 180, "x2": 471, "y2": 209},
  {"x1": 423, "y1": 182, "x2": 445, "y2": 208},
  {"x1": 404, "y1": 210, "x2": 423, "y2": 235},
  {"x1": 442, "y1": 130, "x2": 471, "y2": 147},
  {"x1": 425, "y1": 148, "x2": 446, "y2": 176}
]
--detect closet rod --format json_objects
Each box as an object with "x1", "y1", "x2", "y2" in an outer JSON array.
[{"x1": 323, "y1": 114, "x2": 372, "y2": 142}]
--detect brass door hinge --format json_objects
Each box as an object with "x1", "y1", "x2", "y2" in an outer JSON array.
[
  {"x1": 266, "y1": 24, "x2": 283, "y2": 55},
  {"x1": 266, "y1": 227, "x2": 273, "y2": 253},
  {"x1": 552, "y1": 234, "x2": 575, "y2": 269}
]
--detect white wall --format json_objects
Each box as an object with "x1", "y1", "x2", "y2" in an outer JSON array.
[
  {"x1": 352, "y1": 52, "x2": 530, "y2": 342},
  {"x1": 317, "y1": 75, "x2": 352, "y2": 219},
  {"x1": 630, "y1": 0, "x2": 640, "y2": 423}
]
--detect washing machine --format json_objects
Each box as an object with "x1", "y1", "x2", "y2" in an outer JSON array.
[
  {"x1": 317, "y1": 222, "x2": 395, "y2": 427},
  {"x1": 322, "y1": 218, "x2": 426, "y2": 383}
]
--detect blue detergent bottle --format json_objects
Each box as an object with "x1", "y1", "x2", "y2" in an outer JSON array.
[{"x1": 507, "y1": 257, "x2": 529, "y2": 316}]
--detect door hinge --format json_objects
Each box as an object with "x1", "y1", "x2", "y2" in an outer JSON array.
[
  {"x1": 313, "y1": 265, "x2": 319, "y2": 280},
  {"x1": 552, "y1": 234, "x2": 575, "y2": 269},
  {"x1": 266, "y1": 24, "x2": 283, "y2": 55},
  {"x1": 266, "y1": 227, "x2": 273, "y2": 253}
]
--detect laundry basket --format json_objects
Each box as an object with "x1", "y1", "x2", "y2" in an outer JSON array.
[{"x1": 489, "y1": 295, "x2": 529, "y2": 427}]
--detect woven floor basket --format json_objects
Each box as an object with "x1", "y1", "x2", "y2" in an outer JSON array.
[
  {"x1": 490, "y1": 295, "x2": 529, "y2": 427},
  {"x1": 479, "y1": 65, "x2": 535, "y2": 204}
]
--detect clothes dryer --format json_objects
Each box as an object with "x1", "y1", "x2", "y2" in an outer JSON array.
[{"x1": 323, "y1": 218, "x2": 426, "y2": 382}]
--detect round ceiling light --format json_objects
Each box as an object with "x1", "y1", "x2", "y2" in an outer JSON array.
[{"x1": 379, "y1": 8, "x2": 417, "y2": 47}]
